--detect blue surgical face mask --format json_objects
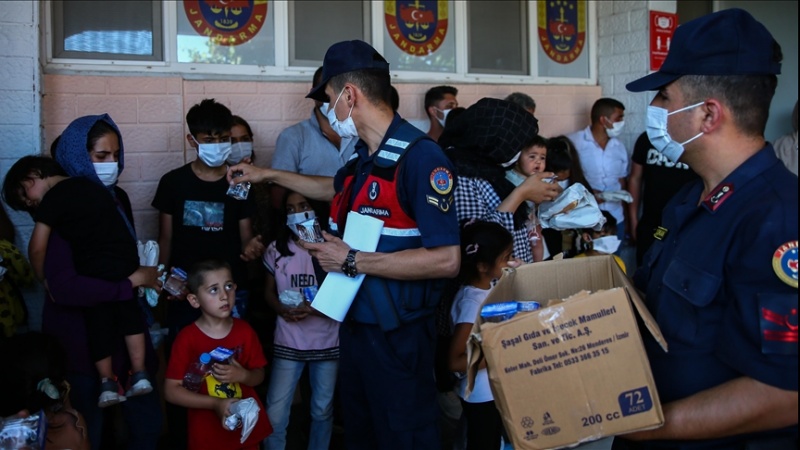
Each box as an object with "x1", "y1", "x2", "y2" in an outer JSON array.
[
  {"x1": 319, "y1": 102, "x2": 331, "y2": 117},
  {"x1": 227, "y1": 142, "x2": 253, "y2": 165},
  {"x1": 93, "y1": 162, "x2": 119, "y2": 187},
  {"x1": 646, "y1": 101, "x2": 705, "y2": 163},
  {"x1": 327, "y1": 88, "x2": 358, "y2": 139}
]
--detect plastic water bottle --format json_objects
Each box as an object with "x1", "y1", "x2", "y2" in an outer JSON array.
[{"x1": 183, "y1": 352, "x2": 211, "y2": 392}]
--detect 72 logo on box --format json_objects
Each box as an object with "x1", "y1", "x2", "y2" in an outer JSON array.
[{"x1": 618, "y1": 387, "x2": 654, "y2": 416}]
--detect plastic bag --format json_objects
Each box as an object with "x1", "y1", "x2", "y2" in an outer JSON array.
[
  {"x1": 538, "y1": 183, "x2": 605, "y2": 231},
  {"x1": 595, "y1": 189, "x2": 633, "y2": 203},
  {"x1": 136, "y1": 240, "x2": 163, "y2": 307},
  {"x1": 223, "y1": 397, "x2": 260, "y2": 444}
]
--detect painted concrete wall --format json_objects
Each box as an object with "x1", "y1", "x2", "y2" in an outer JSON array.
[
  {"x1": 596, "y1": 0, "x2": 667, "y2": 153},
  {"x1": 0, "y1": 1, "x2": 41, "y2": 248},
  {"x1": 41, "y1": 76, "x2": 602, "y2": 243},
  {"x1": 0, "y1": 0, "x2": 43, "y2": 330}
]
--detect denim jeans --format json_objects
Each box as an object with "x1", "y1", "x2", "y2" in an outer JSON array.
[
  {"x1": 264, "y1": 357, "x2": 338, "y2": 450},
  {"x1": 67, "y1": 371, "x2": 162, "y2": 450}
]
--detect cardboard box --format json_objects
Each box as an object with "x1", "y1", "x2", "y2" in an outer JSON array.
[{"x1": 466, "y1": 256, "x2": 667, "y2": 449}]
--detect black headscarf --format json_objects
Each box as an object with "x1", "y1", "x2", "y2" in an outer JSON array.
[{"x1": 439, "y1": 97, "x2": 540, "y2": 227}]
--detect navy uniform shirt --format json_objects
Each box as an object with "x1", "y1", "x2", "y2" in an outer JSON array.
[
  {"x1": 332, "y1": 114, "x2": 460, "y2": 326},
  {"x1": 634, "y1": 146, "x2": 798, "y2": 447}
]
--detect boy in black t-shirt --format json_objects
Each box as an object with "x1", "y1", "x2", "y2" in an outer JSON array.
[
  {"x1": 2, "y1": 156, "x2": 152, "y2": 408},
  {"x1": 151, "y1": 99, "x2": 263, "y2": 450}
]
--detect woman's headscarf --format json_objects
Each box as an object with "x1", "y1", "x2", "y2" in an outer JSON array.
[
  {"x1": 439, "y1": 97, "x2": 540, "y2": 227},
  {"x1": 54, "y1": 114, "x2": 125, "y2": 185},
  {"x1": 54, "y1": 114, "x2": 134, "y2": 238}
]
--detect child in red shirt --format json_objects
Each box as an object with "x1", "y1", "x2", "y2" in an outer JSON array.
[{"x1": 164, "y1": 259, "x2": 272, "y2": 449}]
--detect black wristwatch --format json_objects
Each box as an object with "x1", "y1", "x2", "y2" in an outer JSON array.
[{"x1": 342, "y1": 249, "x2": 359, "y2": 278}]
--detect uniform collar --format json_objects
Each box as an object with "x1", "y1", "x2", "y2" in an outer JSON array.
[
  {"x1": 354, "y1": 113, "x2": 403, "y2": 160},
  {"x1": 700, "y1": 144, "x2": 781, "y2": 213}
]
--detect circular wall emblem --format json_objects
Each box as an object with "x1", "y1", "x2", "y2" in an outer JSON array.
[
  {"x1": 537, "y1": 0, "x2": 586, "y2": 64},
  {"x1": 184, "y1": 0, "x2": 269, "y2": 46},
  {"x1": 772, "y1": 240, "x2": 798, "y2": 288},
  {"x1": 385, "y1": 0, "x2": 448, "y2": 56}
]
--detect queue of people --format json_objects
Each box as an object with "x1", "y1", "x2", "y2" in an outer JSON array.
[{"x1": 1, "y1": 7, "x2": 797, "y2": 450}]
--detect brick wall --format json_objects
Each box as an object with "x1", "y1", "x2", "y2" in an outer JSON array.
[
  {"x1": 42, "y1": 75, "x2": 601, "y2": 242},
  {"x1": 0, "y1": 1, "x2": 41, "y2": 247},
  {"x1": 597, "y1": 0, "x2": 677, "y2": 152},
  {"x1": 0, "y1": 1, "x2": 42, "y2": 330}
]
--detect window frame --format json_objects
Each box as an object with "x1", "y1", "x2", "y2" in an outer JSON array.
[
  {"x1": 466, "y1": 1, "x2": 529, "y2": 76},
  {"x1": 43, "y1": 0, "x2": 596, "y2": 86},
  {"x1": 288, "y1": 0, "x2": 372, "y2": 68},
  {"x1": 50, "y1": 0, "x2": 164, "y2": 62}
]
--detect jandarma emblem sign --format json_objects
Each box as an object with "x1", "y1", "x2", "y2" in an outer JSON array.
[
  {"x1": 184, "y1": 0, "x2": 268, "y2": 46},
  {"x1": 538, "y1": 0, "x2": 586, "y2": 64},
  {"x1": 385, "y1": 0, "x2": 448, "y2": 56}
]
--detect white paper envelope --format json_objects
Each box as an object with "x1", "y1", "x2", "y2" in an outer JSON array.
[{"x1": 311, "y1": 212, "x2": 384, "y2": 322}]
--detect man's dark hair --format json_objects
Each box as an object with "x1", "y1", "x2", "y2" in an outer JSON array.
[
  {"x1": 678, "y1": 74, "x2": 779, "y2": 137},
  {"x1": 328, "y1": 69, "x2": 392, "y2": 108},
  {"x1": 390, "y1": 85, "x2": 400, "y2": 112},
  {"x1": 312, "y1": 66, "x2": 330, "y2": 102},
  {"x1": 186, "y1": 99, "x2": 234, "y2": 137},
  {"x1": 590, "y1": 98, "x2": 625, "y2": 124},
  {"x1": 505, "y1": 92, "x2": 536, "y2": 112},
  {"x1": 186, "y1": 259, "x2": 233, "y2": 295},
  {"x1": 424, "y1": 85, "x2": 458, "y2": 117},
  {"x1": 2, "y1": 156, "x2": 67, "y2": 212}
]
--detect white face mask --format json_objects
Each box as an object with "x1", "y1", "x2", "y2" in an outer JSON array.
[
  {"x1": 591, "y1": 235, "x2": 621, "y2": 254},
  {"x1": 227, "y1": 142, "x2": 253, "y2": 165},
  {"x1": 93, "y1": 162, "x2": 119, "y2": 187},
  {"x1": 435, "y1": 108, "x2": 453, "y2": 127},
  {"x1": 327, "y1": 88, "x2": 359, "y2": 139},
  {"x1": 192, "y1": 136, "x2": 232, "y2": 168},
  {"x1": 646, "y1": 102, "x2": 705, "y2": 163},
  {"x1": 287, "y1": 210, "x2": 316, "y2": 226},
  {"x1": 605, "y1": 119, "x2": 625, "y2": 138}
]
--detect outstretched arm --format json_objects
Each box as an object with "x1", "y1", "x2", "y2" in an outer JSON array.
[{"x1": 227, "y1": 164, "x2": 335, "y2": 201}]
